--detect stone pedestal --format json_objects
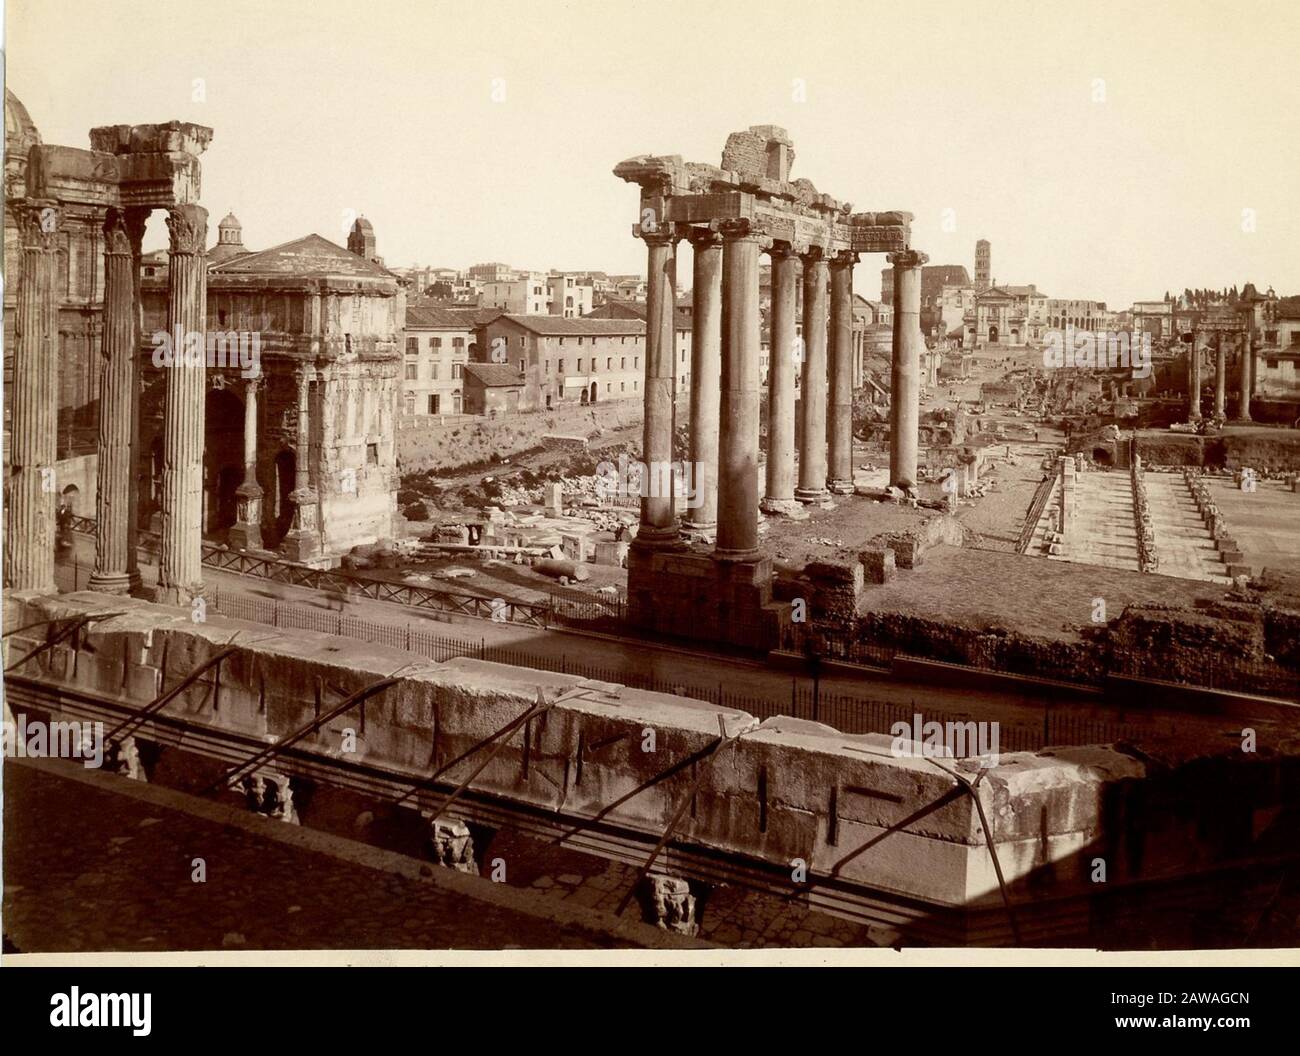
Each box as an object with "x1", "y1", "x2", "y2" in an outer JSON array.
[
  {"x1": 156, "y1": 205, "x2": 208, "y2": 606},
  {"x1": 888, "y1": 250, "x2": 928, "y2": 493},
  {"x1": 649, "y1": 875, "x2": 698, "y2": 936},
  {"x1": 761, "y1": 242, "x2": 800, "y2": 515},
  {"x1": 630, "y1": 224, "x2": 682, "y2": 553},
  {"x1": 227, "y1": 377, "x2": 264, "y2": 550},
  {"x1": 90, "y1": 207, "x2": 147, "y2": 595},
  {"x1": 429, "y1": 818, "x2": 478, "y2": 874},
  {"x1": 280, "y1": 368, "x2": 322, "y2": 563},
  {"x1": 715, "y1": 219, "x2": 766, "y2": 560},
  {"x1": 795, "y1": 250, "x2": 829, "y2": 503},
  {"x1": 827, "y1": 250, "x2": 857, "y2": 494},
  {"x1": 4, "y1": 201, "x2": 62, "y2": 594},
  {"x1": 685, "y1": 229, "x2": 722, "y2": 531}
]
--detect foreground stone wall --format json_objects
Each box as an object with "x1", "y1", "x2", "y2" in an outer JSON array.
[{"x1": 7, "y1": 591, "x2": 1299, "y2": 932}]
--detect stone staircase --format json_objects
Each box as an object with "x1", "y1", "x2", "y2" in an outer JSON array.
[{"x1": 1143, "y1": 473, "x2": 1231, "y2": 583}]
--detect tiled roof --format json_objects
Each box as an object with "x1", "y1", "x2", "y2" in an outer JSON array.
[
  {"x1": 464, "y1": 362, "x2": 524, "y2": 387},
  {"x1": 209, "y1": 234, "x2": 397, "y2": 279},
  {"x1": 407, "y1": 306, "x2": 487, "y2": 328},
  {"x1": 495, "y1": 314, "x2": 646, "y2": 336},
  {"x1": 586, "y1": 300, "x2": 691, "y2": 330}
]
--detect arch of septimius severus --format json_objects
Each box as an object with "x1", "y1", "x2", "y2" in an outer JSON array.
[
  {"x1": 615, "y1": 126, "x2": 926, "y2": 651},
  {"x1": 4, "y1": 105, "x2": 214, "y2": 606}
]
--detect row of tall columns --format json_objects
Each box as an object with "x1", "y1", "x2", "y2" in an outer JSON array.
[
  {"x1": 155, "y1": 205, "x2": 209, "y2": 606},
  {"x1": 89, "y1": 206, "x2": 146, "y2": 595},
  {"x1": 632, "y1": 224, "x2": 927, "y2": 562},
  {"x1": 888, "y1": 250, "x2": 927, "y2": 493},
  {"x1": 4, "y1": 201, "x2": 62, "y2": 593}
]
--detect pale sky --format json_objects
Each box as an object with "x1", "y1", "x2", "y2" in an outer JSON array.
[{"x1": 6, "y1": 0, "x2": 1299, "y2": 307}]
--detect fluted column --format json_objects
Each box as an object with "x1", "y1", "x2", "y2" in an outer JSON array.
[
  {"x1": 4, "y1": 200, "x2": 62, "y2": 593},
  {"x1": 281, "y1": 367, "x2": 322, "y2": 563},
  {"x1": 684, "y1": 227, "x2": 722, "y2": 532},
  {"x1": 888, "y1": 249, "x2": 928, "y2": 493},
  {"x1": 227, "y1": 375, "x2": 264, "y2": 550},
  {"x1": 89, "y1": 207, "x2": 147, "y2": 595},
  {"x1": 795, "y1": 248, "x2": 829, "y2": 503},
  {"x1": 827, "y1": 250, "x2": 857, "y2": 494},
  {"x1": 156, "y1": 205, "x2": 208, "y2": 606},
  {"x1": 1187, "y1": 335, "x2": 1202, "y2": 420},
  {"x1": 715, "y1": 219, "x2": 767, "y2": 561},
  {"x1": 631, "y1": 224, "x2": 680, "y2": 550},
  {"x1": 1238, "y1": 331, "x2": 1253, "y2": 421},
  {"x1": 1214, "y1": 332, "x2": 1227, "y2": 419},
  {"x1": 761, "y1": 242, "x2": 800, "y2": 515}
]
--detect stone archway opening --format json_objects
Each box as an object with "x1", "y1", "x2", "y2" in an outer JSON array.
[
  {"x1": 1093, "y1": 446, "x2": 1113, "y2": 466},
  {"x1": 989, "y1": 325, "x2": 999, "y2": 343},
  {"x1": 60, "y1": 483, "x2": 81, "y2": 515},
  {"x1": 204, "y1": 388, "x2": 244, "y2": 537},
  {"x1": 265, "y1": 449, "x2": 296, "y2": 550},
  {"x1": 590, "y1": 381, "x2": 598, "y2": 403}
]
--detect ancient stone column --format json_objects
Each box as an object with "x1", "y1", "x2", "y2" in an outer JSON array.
[
  {"x1": 157, "y1": 206, "x2": 210, "y2": 605},
  {"x1": 827, "y1": 250, "x2": 858, "y2": 494},
  {"x1": 1214, "y1": 332, "x2": 1227, "y2": 419},
  {"x1": 715, "y1": 219, "x2": 767, "y2": 560},
  {"x1": 4, "y1": 201, "x2": 61, "y2": 594},
  {"x1": 1187, "y1": 336, "x2": 1202, "y2": 420},
  {"x1": 761, "y1": 242, "x2": 800, "y2": 515},
  {"x1": 1238, "y1": 332, "x2": 1253, "y2": 421},
  {"x1": 888, "y1": 250, "x2": 928, "y2": 493},
  {"x1": 227, "y1": 376, "x2": 263, "y2": 550},
  {"x1": 684, "y1": 227, "x2": 722, "y2": 532},
  {"x1": 89, "y1": 207, "x2": 147, "y2": 595},
  {"x1": 281, "y1": 367, "x2": 322, "y2": 563},
  {"x1": 632, "y1": 224, "x2": 680, "y2": 550},
  {"x1": 795, "y1": 249, "x2": 829, "y2": 503}
]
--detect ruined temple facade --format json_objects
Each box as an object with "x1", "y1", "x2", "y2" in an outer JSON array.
[
  {"x1": 615, "y1": 125, "x2": 923, "y2": 650},
  {"x1": 139, "y1": 221, "x2": 403, "y2": 564}
]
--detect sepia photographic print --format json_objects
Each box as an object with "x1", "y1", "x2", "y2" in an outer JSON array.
[{"x1": 1, "y1": 0, "x2": 1298, "y2": 1027}]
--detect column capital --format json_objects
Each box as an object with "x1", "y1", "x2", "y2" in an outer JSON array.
[
  {"x1": 166, "y1": 204, "x2": 209, "y2": 255},
  {"x1": 684, "y1": 223, "x2": 723, "y2": 249},
  {"x1": 828, "y1": 249, "x2": 859, "y2": 270},
  {"x1": 797, "y1": 243, "x2": 829, "y2": 263},
  {"x1": 766, "y1": 239, "x2": 799, "y2": 261},
  {"x1": 103, "y1": 206, "x2": 143, "y2": 256},
  {"x1": 888, "y1": 249, "x2": 929, "y2": 269},
  {"x1": 717, "y1": 217, "x2": 772, "y2": 248},
  {"x1": 633, "y1": 221, "x2": 682, "y2": 245},
  {"x1": 15, "y1": 198, "x2": 62, "y2": 250}
]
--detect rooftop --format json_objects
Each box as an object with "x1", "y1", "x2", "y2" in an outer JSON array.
[{"x1": 464, "y1": 362, "x2": 525, "y2": 387}]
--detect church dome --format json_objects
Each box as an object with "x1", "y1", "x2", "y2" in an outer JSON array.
[{"x1": 5, "y1": 89, "x2": 42, "y2": 197}]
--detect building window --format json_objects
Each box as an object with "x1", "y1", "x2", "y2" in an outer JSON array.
[
  {"x1": 621, "y1": 357, "x2": 626, "y2": 369},
  {"x1": 606, "y1": 357, "x2": 612, "y2": 370},
  {"x1": 452, "y1": 364, "x2": 463, "y2": 379},
  {"x1": 429, "y1": 394, "x2": 440, "y2": 414},
  {"x1": 620, "y1": 381, "x2": 625, "y2": 391},
  {"x1": 406, "y1": 337, "x2": 418, "y2": 354},
  {"x1": 518, "y1": 359, "x2": 525, "y2": 373},
  {"x1": 577, "y1": 358, "x2": 583, "y2": 371},
  {"x1": 405, "y1": 363, "x2": 417, "y2": 380},
  {"x1": 634, "y1": 357, "x2": 639, "y2": 368},
  {"x1": 367, "y1": 443, "x2": 378, "y2": 465},
  {"x1": 431, "y1": 337, "x2": 442, "y2": 348},
  {"x1": 404, "y1": 394, "x2": 415, "y2": 414},
  {"x1": 452, "y1": 337, "x2": 464, "y2": 349},
  {"x1": 453, "y1": 395, "x2": 462, "y2": 414}
]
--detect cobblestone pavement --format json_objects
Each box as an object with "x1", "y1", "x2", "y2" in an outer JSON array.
[{"x1": 2, "y1": 761, "x2": 632, "y2": 953}]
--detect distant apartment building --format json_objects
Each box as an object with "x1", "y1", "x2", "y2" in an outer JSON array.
[
  {"x1": 479, "y1": 315, "x2": 688, "y2": 412},
  {"x1": 467, "y1": 262, "x2": 515, "y2": 283},
  {"x1": 482, "y1": 270, "x2": 550, "y2": 314},
  {"x1": 608, "y1": 275, "x2": 647, "y2": 302},
  {"x1": 1046, "y1": 298, "x2": 1108, "y2": 331},
  {"x1": 587, "y1": 300, "x2": 692, "y2": 390},
  {"x1": 548, "y1": 273, "x2": 593, "y2": 317},
  {"x1": 401, "y1": 306, "x2": 482, "y2": 416},
  {"x1": 881, "y1": 263, "x2": 971, "y2": 335}
]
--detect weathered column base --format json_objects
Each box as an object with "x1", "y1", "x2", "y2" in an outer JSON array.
[
  {"x1": 794, "y1": 486, "x2": 833, "y2": 507},
  {"x1": 678, "y1": 520, "x2": 716, "y2": 546},
  {"x1": 154, "y1": 582, "x2": 206, "y2": 609},
  {"x1": 648, "y1": 875, "x2": 699, "y2": 936},
  {"x1": 760, "y1": 497, "x2": 807, "y2": 519},
  {"x1": 428, "y1": 818, "x2": 477, "y2": 874},
  {"x1": 87, "y1": 570, "x2": 143, "y2": 597},
  {"x1": 827, "y1": 478, "x2": 856, "y2": 496},
  {"x1": 227, "y1": 482, "x2": 263, "y2": 551}
]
